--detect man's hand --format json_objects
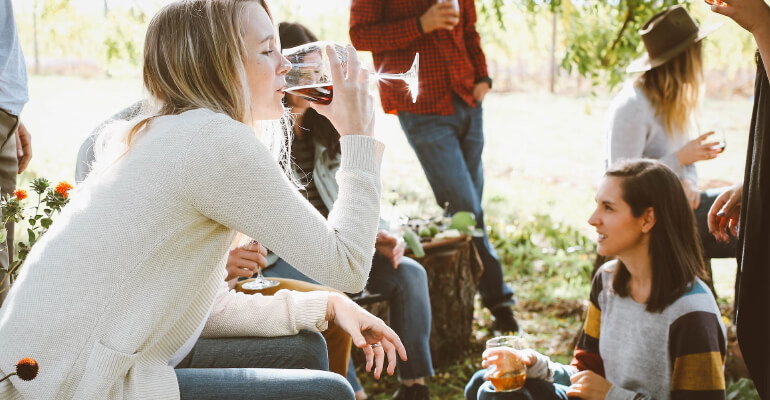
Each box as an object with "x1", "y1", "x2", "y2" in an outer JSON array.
[
  {"x1": 708, "y1": 182, "x2": 743, "y2": 243},
  {"x1": 15, "y1": 121, "x2": 32, "y2": 174},
  {"x1": 473, "y1": 81, "x2": 491, "y2": 102},
  {"x1": 225, "y1": 241, "x2": 267, "y2": 281},
  {"x1": 419, "y1": 2, "x2": 460, "y2": 33},
  {"x1": 565, "y1": 370, "x2": 612, "y2": 400},
  {"x1": 374, "y1": 231, "x2": 405, "y2": 269}
]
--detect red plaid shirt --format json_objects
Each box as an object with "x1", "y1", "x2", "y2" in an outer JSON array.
[{"x1": 350, "y1": 0, "x2": 489, "y2": 116}]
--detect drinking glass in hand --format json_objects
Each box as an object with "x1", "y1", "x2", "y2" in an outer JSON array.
[
  {"x1": 701, "y1": 119, "x2": 726, "y2": 154},
  {"x1": 240, "y1": 240, "x2": 280, "y2": 290},
  {"x1": 485, "y1": 336, "x2": 527, "y2": 392},
  {"x1": 282, "y1": 41, "x2": 420, "y2": 104}
]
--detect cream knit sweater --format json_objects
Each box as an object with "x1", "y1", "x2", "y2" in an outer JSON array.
[{"x1": 0, "y1": 108, "x2": 384, "y2": 399}]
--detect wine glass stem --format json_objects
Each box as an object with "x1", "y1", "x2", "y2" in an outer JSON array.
[{"x1": 372, "y1": 72, "x2": 404, "y2": 81}]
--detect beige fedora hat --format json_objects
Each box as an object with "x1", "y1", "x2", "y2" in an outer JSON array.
[{"x1": 626, "y1": 5, "x2": 722, "y2": 73}]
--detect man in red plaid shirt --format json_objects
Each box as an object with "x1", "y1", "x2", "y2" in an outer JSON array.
[{"x1": 351, "y1": 0, "x2": 517, "y2": 388}]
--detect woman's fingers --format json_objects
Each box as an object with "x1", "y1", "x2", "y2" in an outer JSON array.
[
  {"x1": 345, "y1": 44, "x2": 361, "y2": 83},
  {"x1": 381, "y1": 337, "x2": 398, "y2": 375},
  {"x1": 326, "y1": 45, "x2": 345, "y2": 86},
  {"x1": 362, "y1": 342, "x2": 374, "y2": 373},
  {"x1": 372, "y1": 343, "x2": 385, "y2": 378}
]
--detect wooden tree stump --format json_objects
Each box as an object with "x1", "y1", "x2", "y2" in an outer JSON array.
[{"x1": 358, "y1": 235, "x2": 484, "y2": 369}]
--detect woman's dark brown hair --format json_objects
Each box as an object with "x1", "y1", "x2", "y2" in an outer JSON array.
[
  {"x1": 278, "y1": 22, "x2": 341, "y2": 155},
  {"x1": 606, "y1": 159, "x2": 708, "y2": 312}
]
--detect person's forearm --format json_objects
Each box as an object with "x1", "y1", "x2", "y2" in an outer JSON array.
[{"x1": 754, "y1": 22, "x2": 770, "y2": 79}]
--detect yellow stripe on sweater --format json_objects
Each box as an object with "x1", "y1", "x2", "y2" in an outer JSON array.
[
  {"x1": 671, "y1": 352, "x2": 725, "y2": 391},
  {"x1": 584, "y1": 302, "x2": 601, "y2": 339}
]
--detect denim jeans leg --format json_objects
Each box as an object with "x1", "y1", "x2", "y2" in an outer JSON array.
[
  {"x1": 175, "y1": 331, "x2": 328, "y2": 370},
  {"x1": 467, "y1": 370, "x2": 570, "y2": 400},
  {"x1": 398, "y1": 109, "x2": 514, "y2": 309},
  {"x1": 174, "y1": 332, "x2": 353, "y2": 399},
  {"x1": 366, "y1": 253, "x2": 434, "y2": 380},
  {"x1": 176, "y1": 368, "x2": 354, "y2": 400}
]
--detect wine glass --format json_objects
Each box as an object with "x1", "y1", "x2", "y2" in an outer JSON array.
[
  {"x1": 701, "y1": 119, "x2": 726, "y2": 154},
  {"x1": 282, "y1": 41, "x2": 419, "y2": 104},
  {"x1": 484, "y1": 335, "x2": 527, "y2": 392},
  {"x1": 241, "y1": 240, "x2": 280, "y2": 290}
]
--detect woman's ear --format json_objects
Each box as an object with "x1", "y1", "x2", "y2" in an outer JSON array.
[{"x1": 640, "y1": 207, "x2": 656, "y2": 233}]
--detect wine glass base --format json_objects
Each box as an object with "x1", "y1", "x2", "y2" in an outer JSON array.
[{"x1": 242, "y1": 279, "x2": 281, "y2": 290}]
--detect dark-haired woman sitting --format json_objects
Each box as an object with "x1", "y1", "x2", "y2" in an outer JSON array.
[{"x1": 465, "y1": 159, "x2": 726, "y2": 400}]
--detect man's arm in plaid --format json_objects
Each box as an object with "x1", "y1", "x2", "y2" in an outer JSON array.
[
  {"x1": 461, "y1": 0, "x2": 489, "y2": 82},
  {"x1": 350, "y1": 0, "x2": 423, "y2": 53}
]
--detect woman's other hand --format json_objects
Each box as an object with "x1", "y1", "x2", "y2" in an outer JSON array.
[
  {"x1": 325, "y1": 293, "x2": 407, "y2": 379},
  {"x1": 565, "y1": 370, "x2": 612, "y2": 400},
  {"x1": 707, "y1": 0, "x2": 770, "y2": 36},
  {"x1": 680, "y1": 179, "x2": 702, "y2": 210},
  {"x1": 311, "y1": 45, "x2": 375, "y2": 137},
  {"x1": 374, "y1": 231, "x2": 405, "y2": 268},
  {"x1": 225, "y1": 241, "x2": 268, "y2": 281},
  {"x1": 708, "y1": 182, "x2": 743, "y2": 242},
  {"x1": 677, "y1": 131, "x2": 721, "y2": 165}
]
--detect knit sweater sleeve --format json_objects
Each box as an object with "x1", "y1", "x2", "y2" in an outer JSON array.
[
  {"x1": 668, "y1": 311, "x2": 726, "y2": 399},
  {"x1": 201, "y1": 281, "x2": 329, "y2": 337},
  {"x1": 180, "y1": 116, "x2": 384, "y2": 293}
]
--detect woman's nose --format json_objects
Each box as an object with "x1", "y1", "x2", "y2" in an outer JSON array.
[{"x1": 278, "y1": 55, "x2": 291, "y2": 75}]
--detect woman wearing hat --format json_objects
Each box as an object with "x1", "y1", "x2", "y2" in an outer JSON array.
[{"x1": 605, "y1": 5, "x2": 733, "y2": 287}]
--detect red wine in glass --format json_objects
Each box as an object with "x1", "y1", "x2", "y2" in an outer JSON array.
[{"x1": 286, "y1": 83, "x2": 333, "y2": 105}]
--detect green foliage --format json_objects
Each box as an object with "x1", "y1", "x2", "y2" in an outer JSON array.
[
  {"x1": 0, "y1": 178, "x2": 71, "y2": 295},
  {"x1": 489, "y1": 213, "x2": 595, "y2": 302},
  {"x1": 727, "y1": 378, "x2": 760, "y2": 400}
]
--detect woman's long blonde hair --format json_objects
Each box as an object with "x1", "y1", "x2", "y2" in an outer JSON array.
[
  {"x1": 637, "y1": 41, "x2": 704, "y2": 136},
  {"x1": 92, "y1": 0, "x2": 294, "y2": 179}
]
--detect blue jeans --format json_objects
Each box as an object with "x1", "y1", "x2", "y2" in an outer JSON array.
[
  {"x1": 175, "y1": 332, "x2": 354, "y2": 399},
  {"x1": 465, "y1": 370, "x2": 571, "y2": 400},
  {"x1": 263, "y1": 253, "x2": 435, "y2": 388},
  {"x1": 397, "y1": 96, "x2": 514, "y2": 310}
]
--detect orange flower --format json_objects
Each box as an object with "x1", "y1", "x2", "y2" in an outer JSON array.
[
  {"x1": 15, "y1": 358, "x2": 38, "y2": 381},
  {"x1": 55, "y1": 181, "x2": 73, "y2": 198},
  {"x1": 13, "y1": 189, "x2": 27, "y2": 201}
]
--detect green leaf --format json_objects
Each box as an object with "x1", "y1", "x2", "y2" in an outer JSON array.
[
  {"x1": 450, "y1": 211, "x2": 477, "y2": 231},
  {"x1": 403, "y1": 229, "x2": 425, "y2": 258},
  {"x1": 41, "y1": 218, "x2": 53, "y2": 229},
  {"x1": 27, "y1": 228, "x2": 36, "y2": 243}
]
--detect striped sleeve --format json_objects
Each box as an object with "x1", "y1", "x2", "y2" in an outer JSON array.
[
  {"x1": 569, "y1": 272, "x2": 605, "y2": 377},
  {"x1": 668, "y1": 311, "x2": 726, "y2": 399}
]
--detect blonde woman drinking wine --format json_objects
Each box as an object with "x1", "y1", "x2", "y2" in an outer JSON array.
[{"x1": 0, "y1": 1, "x2": 406, "y2": 399}]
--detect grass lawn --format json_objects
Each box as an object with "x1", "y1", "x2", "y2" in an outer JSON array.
[{"x1": 20, "y1": 75, "x2": 755, "y2": 398}]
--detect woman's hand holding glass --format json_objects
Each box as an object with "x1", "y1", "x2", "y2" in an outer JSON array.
[
  {"x1": 374, "y1": 231, "x2": 406, "y2": 269},
  {"x1": 225, "y1": 241, "x2": 268, "y2": 281},
  {"x1": 677, "y1": 131, "x2": 721, "y2": 165},
  {"x1": 325, "y1": 293, "x2": 408, "y2": 379},
  {"x1": 300, "y1": 45, "x2": 375, "y2": 137}
]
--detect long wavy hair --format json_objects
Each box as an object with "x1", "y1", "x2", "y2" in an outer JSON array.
[
  {"x1": 605, "y1": 159, "x2": 708, "y2": 312},
  {"x1": 637, "y1": 41, "x2": 703, "y2": 136},
  {"x1": 92, "y1": 0, "x2": 294, "y2": 179}
]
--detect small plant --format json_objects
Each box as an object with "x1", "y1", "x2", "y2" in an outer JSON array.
[
  {"x1": 0, "y1": 178, "x2": 72, "y2": 295},
  {"x1": 0, "y1": 358, "x2": 39, "y2": 383}
]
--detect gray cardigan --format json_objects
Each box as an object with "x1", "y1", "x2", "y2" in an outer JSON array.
[{"x1": 605, "y1": 81, "x2": 698, "y2": 185}]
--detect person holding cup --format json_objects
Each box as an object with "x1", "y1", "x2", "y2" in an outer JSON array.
[
  {"x1": 604, "y1": 5, "x2": 735, "y2": 290},
  {"x1": 466, "y1": 160, "x2": 726, "y2": 400}
]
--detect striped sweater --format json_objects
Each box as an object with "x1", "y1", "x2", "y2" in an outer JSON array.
[{"x1": 532, "y1": 261, "x2": 726, "y2": 399}]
